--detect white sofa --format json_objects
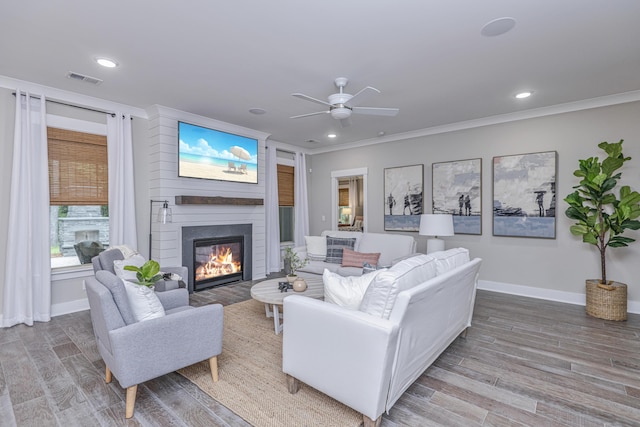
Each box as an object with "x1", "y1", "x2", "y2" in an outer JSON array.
[
  {"x1": 283, "y1": 248, "x2": 482, "y2": 427},
  {"x1": 293, "y1": 230, "x2": 416, "y2": 277}
]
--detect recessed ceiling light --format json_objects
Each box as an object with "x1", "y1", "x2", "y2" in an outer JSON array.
[
  {"x1": 481, "y1": 17, "x2": 516, "y2": 37},
  {"x1": 249, "y1": 108, "x2": 266, "y2": 115},
  {"x1": 95, "y1": 57, "x2": 118, "y2": 68},
  {"x1": 515, "y1": 91, "x2": 532, "y2": 99},
  {"x1": 327, "y1": 133, "x2": 337, "y2": 138}
]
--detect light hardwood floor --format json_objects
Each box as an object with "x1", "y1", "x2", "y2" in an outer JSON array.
[{"x1": 1, "y1": 279, "x2": 639, "y2": 426}]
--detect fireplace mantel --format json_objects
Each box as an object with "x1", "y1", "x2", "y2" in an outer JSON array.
[{"x1": 175, "y1": 195, "x2": 264, "y2": 206}]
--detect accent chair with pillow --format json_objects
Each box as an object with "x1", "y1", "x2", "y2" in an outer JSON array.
[
  {"x1": 85, "y1": 270, "x2": 223, "y2": 419},
  {"x1": 92, "y1": 247, "x2": 188, "y2": 292}
]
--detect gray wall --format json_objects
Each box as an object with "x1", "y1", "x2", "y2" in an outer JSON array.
[{"x1": 307, "y1": 101, "x2": 640, "y2": 303}]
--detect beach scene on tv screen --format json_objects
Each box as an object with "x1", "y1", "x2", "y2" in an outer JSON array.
[{"x1": 179, "y1": 122, "x2": 258, "y2": 184}]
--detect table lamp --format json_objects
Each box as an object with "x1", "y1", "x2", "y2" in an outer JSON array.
[{"x1": 419, "y1": 214, "x2": 454, "y2": 253}]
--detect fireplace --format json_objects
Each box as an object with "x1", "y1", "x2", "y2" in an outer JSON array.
[
  {"x1": 182, "y1": 224, "x2": 252, "y2": 293},
  {"x1": 193, "y1": 236, "x2": 243, "y2": 289}
]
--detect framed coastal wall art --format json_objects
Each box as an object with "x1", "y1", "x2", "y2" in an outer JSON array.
[
  {"x1": 492, "y1": 151, "x2": 557, "y2": 238},
  {"x1": 432, "y1": 158, "x2": 482, "y2": 235},
  {"x1": 384, "y1": 164, "x2": 424, "y2": 231}
]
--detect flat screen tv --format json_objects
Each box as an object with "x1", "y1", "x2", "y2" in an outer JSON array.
[{"x1": 178, "y1": 121, "x2": 258, "y2": 184}]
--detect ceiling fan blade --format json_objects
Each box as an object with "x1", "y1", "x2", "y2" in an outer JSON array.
[
  {"x1": 347, "y1": 86, "x2": 380, "y2": 107},
  {"x1": 352, "y1": 106, "x2": 399, "y2": 117},
  {"x1": 292, "y1": 93, "x2": 332, "y2": 107},
  {"x1": 290, "y1": 110, "x2": 330, "y2": 119},
  {"x1": 339, "y1": 117, "x2": 352, "y2": 127}
]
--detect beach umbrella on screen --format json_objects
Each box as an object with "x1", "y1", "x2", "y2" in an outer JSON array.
[{"x1": 230, "y1": 146, "x2": 251, "y2": 161}]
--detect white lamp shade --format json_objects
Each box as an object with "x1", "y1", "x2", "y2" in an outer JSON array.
[{"x1": 419, "y1": 214, "x2": 454, "y2": 237}]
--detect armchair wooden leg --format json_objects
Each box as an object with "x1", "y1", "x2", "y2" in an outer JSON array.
[
  {"x1": 105, "y1": 366, "x2": 112, "y2": 384},
  {"x1": 460, "y1": 327, "x2": 469, "y2": 339},
  {"x1": 125, "y1": 385, "x2": 138, "y2": 419},
  {"x1": 363, "y1": 414, "x2": 382, "y2": 427},
  {"x1": 209, "y1": 356, "x2": 219, "y2": 382},
  {"x1": 286, "y1": 374, "x2": 300, "y2": 394}
]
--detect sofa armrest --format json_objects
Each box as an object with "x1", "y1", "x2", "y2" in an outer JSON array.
[
  {"x1": 156, "y1": 288, "x2": 189, "y2": 311},
  {"x1": 108, "y1": 303, "x2": 223, "y2": 388},
  {"x1": 283, "y1": 295, "x2": 399, "y2": 421}
]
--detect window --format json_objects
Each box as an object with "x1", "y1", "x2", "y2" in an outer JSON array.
[
  {"x1": 277, "y1": 164, "x2": 294, "y2": 242},
  {"x1": 48, "y1": 127, "x2": 109, "y2": 268}
]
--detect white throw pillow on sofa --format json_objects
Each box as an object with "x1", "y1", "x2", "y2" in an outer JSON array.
[
  {"x1": 113, "y1": 254, "x2": 146, "y2": 282},
  {"x1": 123, "y1": 280, "x2": 166, "y2": 322},
  {"x1": 305, "y1": 236, "x2": 327, "y2": 261},
  {"x1": 323, "y1": 269, "x2": 383, "y2": 310},
  {"x1": 359, "y1": 254, "x2": 437, "y2": 319},
  {"x1": 430, "y1": 248, "x2": 470, "y2": 275}
]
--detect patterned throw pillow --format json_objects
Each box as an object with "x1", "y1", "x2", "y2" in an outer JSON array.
[
  {"x1": 325, "y1": 236, "x2": 357, "y2": 264},
  {"x1": 341, "y1": 248, "x2": 381, "y2": 268},
  {"x1": 362, "y1": 262, "x2": 379, "y2": 275}
]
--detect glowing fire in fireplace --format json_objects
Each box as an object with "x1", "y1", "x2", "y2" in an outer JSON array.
[{"x1": 195, "y1": 246, "x2": 242, "y2": 281}]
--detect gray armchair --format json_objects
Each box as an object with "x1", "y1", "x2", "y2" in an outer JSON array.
[
  {"x1": 91, "y1": 248, "x2": 188, "y2": 292},
  {"x1": 85, "y1": 270, "x2": 223, "y2": 419}
]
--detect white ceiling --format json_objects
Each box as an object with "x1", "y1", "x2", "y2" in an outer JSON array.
[{"x1": 2, "y1": 1, "x2": 640, "y2": 150}]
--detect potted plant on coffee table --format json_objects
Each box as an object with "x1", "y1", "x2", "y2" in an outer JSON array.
[
  {"x1": 564, "y1": 139, "x2": 640, "y2": 320},
  {"x1": 283, "y1": 247, "x2": 309, "y2": 283}
]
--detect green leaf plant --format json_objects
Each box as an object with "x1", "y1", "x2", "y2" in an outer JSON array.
[
  {"x1": 284, "y1": 247, "x2": 309, "y2": 276},
  {"x1": 564, "y1": 140, "x2": 640, "y2": 285},
  {"x1": 123, "y1": 259, "x2": 163, "y2": 287}
]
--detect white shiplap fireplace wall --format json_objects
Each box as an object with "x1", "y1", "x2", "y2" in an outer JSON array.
[{"x1": 146, "y1": 105, "x2": 270, "y2": 282}]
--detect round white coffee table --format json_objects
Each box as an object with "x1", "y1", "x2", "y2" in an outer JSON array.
[{"x1": 250, "y1": 276, "x2": 323, "y2": 334}]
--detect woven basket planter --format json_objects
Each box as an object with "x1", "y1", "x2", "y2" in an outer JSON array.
[{"x1": 585, "y1": 280, "x2": 627, "y2": 321}]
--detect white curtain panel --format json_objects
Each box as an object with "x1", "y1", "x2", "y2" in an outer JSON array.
[
  {"x1": 349, "y1": 177, "x2": 358, "y2": 223},
  {"x1": 264, "y1": 145, "x2": 282, "y2": 273},
  {"x1": 294, "y1": 152, "x2": 310, "y2": 246},
  {"x1": 2, "y1": 91, "x2": 51, "y2": 327},
  {"x1": 107, "y1": 113, "x2": 138, "y2": 248}
]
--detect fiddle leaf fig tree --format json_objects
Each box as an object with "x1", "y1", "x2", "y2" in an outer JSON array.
[
  {"x1": 124, "y1": 260, "x2": 163, "y2": 287},
  {"x1": 564, "y1": 140, "x2": 640, "y2": 285}
]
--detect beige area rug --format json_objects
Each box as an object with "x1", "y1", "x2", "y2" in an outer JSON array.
[{"x1": 178, "y1": 299, "x2": 362, "y2": 427}]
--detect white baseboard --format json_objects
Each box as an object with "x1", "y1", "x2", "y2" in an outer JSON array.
[
  {"x1": 478, "y1": 280, "x2": 640, "y2": 315},
  {"x1": 51, "y1": 298, "x2": 90, "y2": 317}
]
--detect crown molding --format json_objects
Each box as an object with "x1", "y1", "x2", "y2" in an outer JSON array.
[
  {"x1": 309, "y1": 90, "x2": 640, "y2": 154},
  {"x1": 0, "y1": 75, "x2": 148, "y2": 118}
]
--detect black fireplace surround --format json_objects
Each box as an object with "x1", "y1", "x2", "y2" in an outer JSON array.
[{"x1": 182, "y1": 224, "x2": 252, "y2": 293}]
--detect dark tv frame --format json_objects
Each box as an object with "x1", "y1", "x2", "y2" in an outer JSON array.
[{"x1": 178, "y1": 121, "x2": 259, "y2": 184}]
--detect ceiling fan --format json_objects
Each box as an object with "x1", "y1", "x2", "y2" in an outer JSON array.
[{"x1": 290, "y1": 77, "x2": 399, "y2": 126}]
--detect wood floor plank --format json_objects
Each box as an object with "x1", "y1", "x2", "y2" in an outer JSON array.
[{"x1": 3, "y1": 282, "x2": 640, "y2": 427}]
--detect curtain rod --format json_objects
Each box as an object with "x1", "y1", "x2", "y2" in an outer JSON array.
[{"x1": 12, "y1": 92, "x2": 121, "y2": 117}]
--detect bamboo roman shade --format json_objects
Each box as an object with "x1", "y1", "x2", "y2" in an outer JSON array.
[
  {"x1": 48, "y1": 127, "x2": 108, "y2": 205},
  {"x1": 277, "y1": 164, "x2": 294, "y2": 206},
  {"x1": 339, "y1": 188, "x2": 349, "y2": 206}
]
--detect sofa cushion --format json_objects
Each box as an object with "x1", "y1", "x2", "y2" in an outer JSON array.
[
  {"x1": 323, "y1": 269, "x2": 382, "y2": 310},
  {"x1": 357, "y1": 233, "x2": 416, "y2": 267},
  {"x1": 95, "y1": 270, "x2": 137, "y2": 325},
  {"x1": 113, "y1": 253, "x2": 147, "y2": 282},
  {"x1": 430, "y1": 248, "x2": 470, "y2": 275},
  {"x1": 325, "y1": 236, "x2": 357, "y2": 264},
  {"x1": 359, "y1": 254, "x2": 437, "y2": 319},
  {"x1": 304, "y1": 236, "x2": 327, "y2": 261},
  {"x1": 341, "y1": 248, "x2": 381, "y2": 268},
  {"x1": 123, "y1": 280, "x2": 166, "y2": 322},
  {"x1": 299, "y1": 260, "x2": 342, "y2": 275}
]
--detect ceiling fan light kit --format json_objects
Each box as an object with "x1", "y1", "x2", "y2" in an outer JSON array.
[{"x1": 291, "y1": 77, "x2": 399, "y2": 124}]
